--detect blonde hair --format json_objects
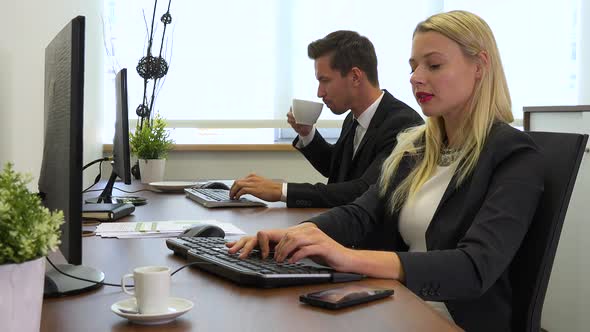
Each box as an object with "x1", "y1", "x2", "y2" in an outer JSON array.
[{"x1": 379, "y1": 10, "x2": 513, "y2": 213}]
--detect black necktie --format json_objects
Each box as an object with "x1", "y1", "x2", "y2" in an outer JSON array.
[
  {"x1": 348, "y1": 119, "x2": 359, "y2": 158},
  {"x1": 337, "y1": 119, "x2": 359, "y2": 182}
]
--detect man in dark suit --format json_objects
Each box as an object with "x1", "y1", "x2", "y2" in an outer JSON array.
[{"x1": 230, "y1": 30, "x2": 422, "y2": 208}]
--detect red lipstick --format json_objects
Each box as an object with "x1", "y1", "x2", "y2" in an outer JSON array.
[{"x1": 416, "y1": 92, "x2": 434, "y2": 103}]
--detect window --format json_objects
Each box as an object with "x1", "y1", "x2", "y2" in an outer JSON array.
[
  {"x1": 443, "y1": 0, "x2": 579, "y2": 121},
  {"x1": 103, "y1": 0, "x2": 580, "y2": 143}
]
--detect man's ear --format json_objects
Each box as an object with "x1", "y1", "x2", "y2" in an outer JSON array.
[
  {"x1": 350, "y1": 67, "x2": 363, "y2": 86},
  {"x1": 475, "y1": 51, "x2": 489, "y2": 79}
]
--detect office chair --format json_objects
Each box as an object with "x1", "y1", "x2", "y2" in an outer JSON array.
[{"x1": 510, "y1": 131, "x2": 588, "y2": 332}]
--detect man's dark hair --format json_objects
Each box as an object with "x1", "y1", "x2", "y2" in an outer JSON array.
[{"x1": 307, "y1": 30, "x2": 379, "y2": 86}]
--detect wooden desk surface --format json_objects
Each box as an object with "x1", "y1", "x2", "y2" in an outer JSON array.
[{"x1": 41, "y1": 188, "x2": 462, "y2": 332}]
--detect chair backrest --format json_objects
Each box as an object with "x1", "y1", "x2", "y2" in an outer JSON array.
[{"x1": 510, "y1": 131, "x2": 588, "y2": 332}]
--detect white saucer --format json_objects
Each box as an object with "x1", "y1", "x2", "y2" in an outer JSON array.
[
  {"x1": 149, "y1": 181, "x2": 200, "y2": 192},
  {"x1": 111, "y1": 297, "x2": 193, "y2": 325}
]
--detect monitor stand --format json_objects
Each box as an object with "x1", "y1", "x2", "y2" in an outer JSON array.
[
  {"x1": 85, "y1": 195, "x2": 147, "y2": 206},
  {"x1": 44, "y1": 263, "x2": 105, "y2": 297},
  {"x1": 84, "y1": 171, "x2": 147, "y2": 206}
]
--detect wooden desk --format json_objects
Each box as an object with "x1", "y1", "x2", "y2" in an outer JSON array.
[{"x1": 41, "y1": 189, "x2": 462, "y2": 332}]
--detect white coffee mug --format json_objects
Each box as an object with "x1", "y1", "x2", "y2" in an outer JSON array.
[
  {"x1": 121, "y1": 266, "x2": 171, "y2": 314},
  {"x1": 292, "y1": 99, "x2": 324, "y2": 125}
]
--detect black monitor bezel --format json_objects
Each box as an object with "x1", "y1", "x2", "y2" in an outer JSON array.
[
  {"x1": 39, "y1": 15, "x2": 85, "y2": 265},
  {"x1": 112, "y1": 68, "x2": 131, "y2": 185},
  {"x1": 40, "y1": 16, "x2": 105, "y2": 297}
]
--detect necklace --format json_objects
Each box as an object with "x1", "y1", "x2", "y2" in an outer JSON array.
[{"x1": 439, "y1": 147, "x2": 460, "y2": 166}]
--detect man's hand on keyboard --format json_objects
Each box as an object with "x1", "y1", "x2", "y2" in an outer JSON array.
[{"x1": 230, "y1": 174, "x2": 283, "y2": 202}]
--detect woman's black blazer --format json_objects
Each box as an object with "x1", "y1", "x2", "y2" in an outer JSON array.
[{"x1": 310, "y1": 122, "x2": 545, "y2": 332}]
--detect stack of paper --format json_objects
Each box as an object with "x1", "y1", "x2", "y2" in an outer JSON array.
[{"x1": 95, "y1": 220, "x2": 246, "y2": 239}]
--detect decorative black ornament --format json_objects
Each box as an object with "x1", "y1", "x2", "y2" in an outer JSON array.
[
  {"x1": 136, "y1": 55, "x2": 168, "y2": 80},
  {"x1": 136, "y1": 104, "x2": 149, "y2": 117},
  {"x1": 131, "y1": 0, "x2": 173, "y2": 181},
  {"x1": 160, "y1": 13, "x2": 172, "y2": 24},
  {"x1": 135, "y1": 0, "x2": 173, "y2": 130}
]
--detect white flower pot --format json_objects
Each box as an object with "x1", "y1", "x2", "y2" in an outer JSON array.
[
  {"x1": 0, "y1": 257, "x2": 45, "y2": 332},
  {"x1": 139, "y1": 159, "x2": 166, "y2": 184}
]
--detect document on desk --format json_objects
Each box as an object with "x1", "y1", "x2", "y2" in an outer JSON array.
[{"x1": 95, "y1": 220, "x2": 245, "y2": 238}]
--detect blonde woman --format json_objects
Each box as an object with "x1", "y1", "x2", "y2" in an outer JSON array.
[{"x1": 228, "y1": 11, "x2": 544, "y2": 331}]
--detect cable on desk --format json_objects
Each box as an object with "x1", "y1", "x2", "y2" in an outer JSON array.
[
  {"x1": 45, "y1": 257, "x2": 211, "y2": 288},
  {"x1": 170, "y1": 261, "x2": 209, "y2": 276},
  {"x1": 83, "y1": 157, "x2": 112, "y2": 171},
  {"x1": 46, "y1": 257, "x2": 128, "y2": 287},
  {"x1": 84, "y1": 187, "x2": 161, "y2": 194},
  {"x1": 82, "y1": 159, "x2": 107, "y2": 193},
  {"x1": 113, "y1": 186, "x2": 161, "y2": 194}
]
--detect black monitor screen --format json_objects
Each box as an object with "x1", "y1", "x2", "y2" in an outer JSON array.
[
  {"x1": 113, "y1": 68, "x2": 131, "y2": 184},
  {"x1": 39, "y1": 16, "x2": 85, "y2": 265}
]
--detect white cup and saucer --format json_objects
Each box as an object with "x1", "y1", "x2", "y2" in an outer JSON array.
[{"x1": 111, "y1": 266, "x2": 193, "y2": 325}]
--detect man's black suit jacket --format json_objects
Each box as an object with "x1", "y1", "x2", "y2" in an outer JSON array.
[
  {"x1": 287, "y1": 90, "x2": 422, "y2": 208},
  {"x1": 309, "y1": 122, "x2": 545, "y2": 331}
]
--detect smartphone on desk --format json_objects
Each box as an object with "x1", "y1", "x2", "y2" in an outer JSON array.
[{"x1": 299, "y1": 285, "x2": 394, "y2": 310}]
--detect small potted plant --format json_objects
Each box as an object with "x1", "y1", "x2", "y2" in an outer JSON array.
[
  {"x1": 0, "y1": 162, "x2": 64, "y2": 332},
  {"x1": 129, "y1": 113, "x2": 175, "y2": 184}
]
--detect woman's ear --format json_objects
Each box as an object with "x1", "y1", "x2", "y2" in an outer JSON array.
[{"x1": 475, "y1": 51, "x2": 489, "y2": 79}]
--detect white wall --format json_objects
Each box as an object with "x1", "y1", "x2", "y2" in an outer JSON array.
[
  {"x1": 0, "y1": 1, "x2": 103, "y2": 189},
  {"x1": 578, "y1": 0, "x2": 590, "y2": 105}
]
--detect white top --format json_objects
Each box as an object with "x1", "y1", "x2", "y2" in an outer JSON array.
[
  {"x1": 399, "y1": 163, "x2": 458, "y2": 322},
  {"x1": 283, "y1": 91, "x2": 385, "y2": 201}
]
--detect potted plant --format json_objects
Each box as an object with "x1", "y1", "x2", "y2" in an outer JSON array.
[
  {"x1": 0, "y1": 162, "x2": 64, "y2": 332},
  {"x1": 129, "y1": 113, "x2": 175, "y2": 184}
]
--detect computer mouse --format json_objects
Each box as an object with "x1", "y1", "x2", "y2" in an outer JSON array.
[
  {"x1": 179, "y1": 224, "x2": 225, "y2": 238},
  {"x1": 202, "y1": 181, "x2": 230, "y2": 190}
]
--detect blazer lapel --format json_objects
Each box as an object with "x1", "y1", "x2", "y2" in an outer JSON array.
[
  {"x1": 352, "y1": 91, "x2": 391, "y2": 162},
  {"x1": 435, "y1": 172, "x2": 460, "y2": 214},
  {"x1": 330, "y1": 114, "x2": 354, "y2": 182},
  {"x1": 352, "y1": 125, "x2": 375, "y2": 163},
  {"x1": 339, "y1": 115, "x2": 355, "y2": 141}
]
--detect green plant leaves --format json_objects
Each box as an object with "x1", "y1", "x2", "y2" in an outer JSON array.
[
  {"x1": 0, "y1": 163, "x2": 64, "y2": 264},
  {"x1": 129, "y1": 114, "x2": 175, "y2": 159}
]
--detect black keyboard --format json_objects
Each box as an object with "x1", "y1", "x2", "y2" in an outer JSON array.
[{"x1": 166, "y1": 237, "x2": 363, "y2": 288}]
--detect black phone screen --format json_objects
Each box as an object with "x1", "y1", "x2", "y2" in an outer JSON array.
[{"x1": 300, "y1": 285, "x2": 394, "y2": 309}]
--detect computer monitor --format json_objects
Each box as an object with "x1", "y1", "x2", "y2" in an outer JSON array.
[
  {"x1": 85, "y1": 68, "x2": 135, "y2": 203},
  {"x1": 85, "y1": 68, "x2": 146, "y2": 206},
  {"x1": 113, "y1": 69, "x2": 132, "y2": 185},
  {"x1": 39, "y1": 16, "x2": 105, "y2": 297}
]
